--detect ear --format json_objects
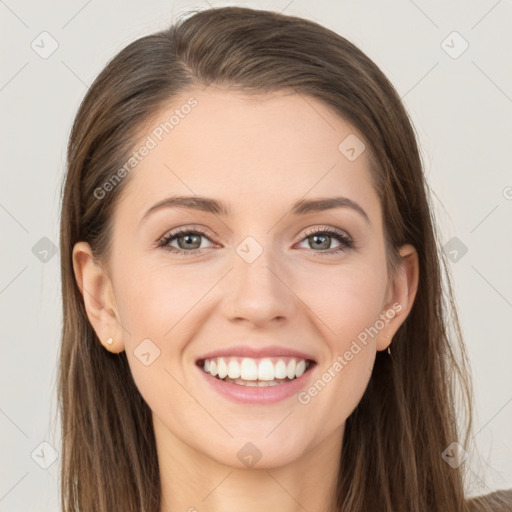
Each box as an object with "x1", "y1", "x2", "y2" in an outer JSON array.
[
  {"x1": 376, "y1": 243, "x2": 419, "y2": 351},
  {"x1": 72, "y1": 241, "x2": 125, "y2": 353}
]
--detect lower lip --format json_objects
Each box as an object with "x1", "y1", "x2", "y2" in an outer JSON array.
[{"x1": 196, "y1": 363, "x2": 316, "y2": 405}]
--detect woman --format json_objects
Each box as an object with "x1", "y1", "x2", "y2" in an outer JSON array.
[{"x1": 57, "y1": 6, "x2": 511, "y2": 511}]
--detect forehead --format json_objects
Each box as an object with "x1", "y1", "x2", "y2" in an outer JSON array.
[{"x1": 116, "y1": 87, "x2": 380, "y2": 224}]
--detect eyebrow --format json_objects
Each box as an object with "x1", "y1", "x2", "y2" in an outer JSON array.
[{"x1": 140, "y1": 195, "x2": 370, "y2": 225}]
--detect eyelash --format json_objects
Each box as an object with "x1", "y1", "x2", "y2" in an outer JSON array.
[{"x1": 157, "y1": 225, "x2": 355, "y2": 257}]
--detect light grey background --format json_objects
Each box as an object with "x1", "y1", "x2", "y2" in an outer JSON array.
[{"x1": 1, "y1": 0, "x2": 511, "y2": 509}]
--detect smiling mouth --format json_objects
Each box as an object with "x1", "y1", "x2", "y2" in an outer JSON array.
[{"x1": 196, "y1": 356, "x2": 316, "y2": 387}]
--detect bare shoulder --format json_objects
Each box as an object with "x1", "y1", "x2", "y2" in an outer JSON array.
[{"x1": 466, "y1": 489, "x2": 512, "y2": 512}]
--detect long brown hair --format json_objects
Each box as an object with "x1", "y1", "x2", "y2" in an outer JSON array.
[{"x1": 58, "y1": 6, "x2": 500, "y2": 511}]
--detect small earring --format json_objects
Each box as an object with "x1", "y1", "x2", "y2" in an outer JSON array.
[
  {"x1": 385, "y1": 334, "x2": 392, "y2": 355},
  {"x1": 106, "y1": 337, "x2": 113, "y2": 345}
]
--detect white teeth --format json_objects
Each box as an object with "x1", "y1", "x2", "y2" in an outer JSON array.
[
  {"x1": 217, "y1": 357, "x2": 228, "y2": 379},
  {"x1": 240, "y1": 358, "x2": 258, "y2": 380},
  {"x1": 295, "y1": 360, "x2": 306, "y2": 377},
  {"x1": 258, "y1": 359, "x2": 274, "y2": 380},
  {"x1": 202, "y1": 356, "x2": 311, "y2": 382},
  {"x1": 223, "y1": 377, "x2": 284, "y2": 387},
  {"x1": 274, "y1": 359, "x2": 287, "y2": 379},
  {"x1": 286, "y1": 359, "x2": 296, "y2": 379},
  {"x1": 227, "y1": 359, "x2": 240, "y2": 379}
]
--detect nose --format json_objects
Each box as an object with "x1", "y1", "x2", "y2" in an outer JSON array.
[{"x1": 223, "y1": 243, "x2": 296, "y2": 327}]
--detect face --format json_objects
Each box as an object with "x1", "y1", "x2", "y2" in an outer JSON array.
[{"x1": 76, "y1": 86, "x2": 415, "y2": 469}]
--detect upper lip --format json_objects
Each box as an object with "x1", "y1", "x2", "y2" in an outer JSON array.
[{"x1": 196, "y1": 345, "x2": 317, "y2": 363}]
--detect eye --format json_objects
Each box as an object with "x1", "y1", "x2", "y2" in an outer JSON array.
[
  {"x1": 157, "y1": 225, "x2": 355, "y2": 257},
  {"x1": 157, "y1": 226, "x2": 216, "y2": 256},
  {"x1": 296, "y1": 226, "x2": 354, "y2": 256}
]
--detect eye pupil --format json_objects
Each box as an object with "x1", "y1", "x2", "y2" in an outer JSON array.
[
  {"x1": 178, "y1": 233, "x2": 201, "y2": 250},
  {"x1": 310, "y1": 234, "x2": 330, "y2": 250}
]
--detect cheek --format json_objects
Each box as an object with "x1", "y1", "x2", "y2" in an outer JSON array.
[
  {"x1": 301, "y1": 260, "x2": 387, "y2": 345},
  {"x1": 112, "y1": 259, "x2": 212, "y2": 401},
  {"x1": 304, "y1": 348, "x2": 376, "y2": 439},
  {"x1": 112, "y1": 261, "x2": 202, "y2": 421},
  {"x1": 294, "y1": 263, "x2": 385, "y2": 428},
  {"x1": 299, "y1": 318, "x2": 377, "y2": 439},
  {"x1": 113, "y1": 258, "x2": 207, "y2": 342}
]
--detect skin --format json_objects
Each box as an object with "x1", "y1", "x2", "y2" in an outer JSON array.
[{"x1": 73, "y1": 86, "x2": 419, "y2": 512}]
